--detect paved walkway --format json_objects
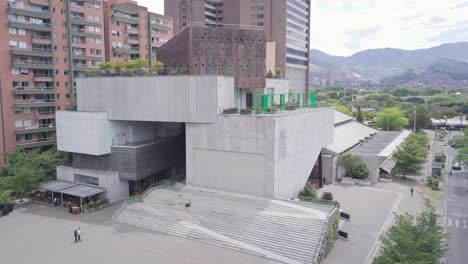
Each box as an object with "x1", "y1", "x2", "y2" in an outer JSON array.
[
  {"x1": 0, "y1": 203, "x2": 278, "y2": 264},
  {"x1": 322, "y1": 130, "x2": 446, "y2": 264}
]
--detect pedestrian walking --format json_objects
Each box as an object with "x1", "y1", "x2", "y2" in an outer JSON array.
[
  {"x1": 450, "y1": 170, "x2": 452, "y2": 176},
  {"x1": 77, "y1": 227, "x2": 81, "y2": 242},
  {"x1": 74, "y1": 229, "x2": 78, "y2": 243},
  {"x1": 410, "y1": 187, "x2": 414, "y2": 197}
]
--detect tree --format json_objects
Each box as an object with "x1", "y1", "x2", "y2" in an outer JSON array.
[
  {"x1": 351, "y1": 163, "x2": 369, "y2": 179},
  {"x1": 338, "y1": 154, "x2": 361, "y2": 177},
  {"x1": 393, "y1": 134, "x2": 428, "y2": 178},
  {"x1": 374, "y1": 107, "x2": 409, "y2": 131},
  {"x1": 432, "y1": 108, "x2": 459, "y2": 126},
  {"x1": 1, "y1": 167, "x2": 42, "y2": 201},
  {"x1": 298, "y1": 182, "x2": 317, "y2": 199},
  {"x1": 0, "y1": 190, "x2": 13, "y2": 206},
  {"x1": 356, "y1": 106, "x2": 364, "y2": 123},
  {"x1": 373, "y1": 201, "x2": 447, "y2": 264},
  {"x1": 151, "y1": 60, "x2": 164, "y2": 69},
  {"x1": 98, "y1": 62, "x2": 113, "y2": 70},
  {"x1": 1, "y1": 150, "x2": 66, "y2": 199},
  {"x1": 407, "y1": 105, "x2": 431, "y2": 130}
]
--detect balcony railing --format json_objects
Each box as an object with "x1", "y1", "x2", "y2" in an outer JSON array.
[
  {"x1": 33, "y1": 74, "x2": 53, "y2": 78},
  {"x1": 13, "y1": 60, "x2": 53, "y2": 65},
  {"x1": 16, "y1": 124, "x2": 56, "y2": 133},
  {"x1": 16, "y1": 136, "x2": 56, "y2": 149},
  {"x1": 16, "y1": 99, "x2": 55, "y2": 104},
  {"x1": 8, "y1": 19, "x2": 51, "y2": 27},
  {"x1": 30, "y1": 0, "x2": 50, "y2": 6},
  {"x1": 8, "y1": 2, "x2": 50, "y2": 13},
  {"x1": 32, "y1": 35, "x2": 52, "y2": 40},
  {"x1": 73, "y1": 63, "x2": 87, "y2": 68}
]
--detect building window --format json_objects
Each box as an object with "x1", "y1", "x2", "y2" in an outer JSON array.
[
  {"x1": 74, "y1": 174, "x2": 99, "y2": 186},
  {"x1": 18, "y1": 29, "x2": 26, "y2": 35},
  {"x1": 8, "y1": 27, "x2": 17, "y2": 34},
  {"x1": 9, "y1": 40, "x2": 18, "y2": 48}
]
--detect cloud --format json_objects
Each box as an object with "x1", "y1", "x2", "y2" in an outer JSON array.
[
  {"x1": 430, "y1": 16, "x2": 446, "y2": 24},
  {"x1": 452, "y1": 1, "x2": 468, "y2": 9},
  {"x1": 429, "y1": 26, "x2": 468, "y2": 43},
  {"x1": 343, "y1": 28, "x2": 382, "y2": 50},
  {"x1": 135, "y1": 0, "x2": 468, "y2": 56}
]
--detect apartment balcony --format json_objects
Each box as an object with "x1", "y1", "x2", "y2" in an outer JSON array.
[
  {"x1": 113, "y1": 47, "x2": 140, "y2": 55},
  {"x1": 13, "y1": 87, "x2": 55, "y2": 95},
  {"x1": 71, "y1": 29, "x2": 102, "y2": 38},
  {"x1": 8, "y1": 3, "x2": 51, "y2": 19},
  {"x1": 71, "y1": 17, "x2": 101, "y2": 27},
  {"x1": 16, "y1": 124, "x2": 56, "y2": 135},
  {"x1": 150, "y1": 22, "x2": 170, "y2": 30},
  {"x1": 15, "y1": 99, "x2": 56, "y2": 108},
  {"x1": 33, "y1": 75, "x2": 54, "y2": 82},
  {"x1": 72, "y1": 53, "x2": 103, "y2": 61},
  {"x1": 73, "y1": 63, "x2": 88, "y2": 70},
  {"x1": 8, "y1": 20, "x2": 52, "y2": 32},
  {"x1": 31, "y1": 35, "x2": 52, "y2": 45},
  {"x1": 126, "y1": 37, "x2": 139, "y2": 44},
  {"x1": 126, "y1": 27, "x2": 139, "y2": 34},
  {"x1": 12, "y1": 60, "x2": 54, "y2": 70},
  {"x1": 10, "y1": 47, "x2": 53, "y2": 57},
  {"x1": 30, "y1": 0, "x2": 50, "y2": 7},
  {"x1": 16, "y1": 137, "x2": 56, "y2": 150},
  {"x1": 112, "y1": 14, "x2": 139, "y2": 25}
]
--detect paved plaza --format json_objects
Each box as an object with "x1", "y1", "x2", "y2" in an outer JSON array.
[{"x1": 0, "y1": 203, "x2": 277, "y2": 264}]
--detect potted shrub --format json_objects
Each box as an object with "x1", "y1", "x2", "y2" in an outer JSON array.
[
  {"x1": 222, "y1": 108, "x2": 239, "y2": 114},
  {"x1": 0, "y1": 191, "x2": 14, "y2": 216},
  {"x1": 266, "y1": 70, "x2": 273, "y2": 78},
  {"x1": 321, "y1": 192, "x2": 334, "y2": 201},
  {"x1": 240, "y1": 109, "x2": 252, "y2": 115},
  {"x1": 351, "y1": 163, "x2": 369, "y2": 180}
]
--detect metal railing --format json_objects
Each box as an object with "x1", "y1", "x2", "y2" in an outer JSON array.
[
  {"x1": 84, "y1": 67, "x2": 189, "y2": 77},
  {"x1": 13, "y1": 60, "x2": 53, "y2": 65},
  {"x1": 221, "y1": 105, "x2": 323, "y2": 116},
  {"x1": 33, "y1": 74, "x2": 53, "y2": 78},
  {"x1": 8, "y1": 2, "x2": 50, "y2": 13},
  {"x1": 15, "y1": 99, "x2": 55, "y2": 104},
  {"x1": 8, "y1": 19, "x2": 51, "y2": 27},
  {"x1": 190, "y1": 21, "x2": 263, "y2": 31},
  {"x1": 17, "y1": 124, "x2": 55, "y2": 131},
  {"x1": 32, "y1": 35, "x2": 51, "y2": 40},
  {"x1": 16, "y1": 136, "x2": 56, "y2": 146}
]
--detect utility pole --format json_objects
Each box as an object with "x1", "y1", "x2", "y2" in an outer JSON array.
[{"x1": 413, "y1": 106, "x2": 417, "y2": 132}]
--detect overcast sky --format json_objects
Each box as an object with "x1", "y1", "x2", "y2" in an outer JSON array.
[{"x1": 138, "y1": 0, "x2": 468, "y2": 56}]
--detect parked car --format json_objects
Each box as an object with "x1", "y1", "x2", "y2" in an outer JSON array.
[{"x1": 452, "y1": 160, "x2": 462, "y2": 170}]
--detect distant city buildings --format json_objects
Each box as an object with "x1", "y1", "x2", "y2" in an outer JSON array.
[{"x1": 0, "y1": 0, "x2": 171, "y2": 167}]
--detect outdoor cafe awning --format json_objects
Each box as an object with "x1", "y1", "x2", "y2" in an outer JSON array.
[{"x1": 39, "y1": 181, "x2": 106, "y2": 198}]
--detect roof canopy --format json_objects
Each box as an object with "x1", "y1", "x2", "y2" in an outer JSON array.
[{"x1": 39, "y1": 181, "x2": 106, "y2": 198}]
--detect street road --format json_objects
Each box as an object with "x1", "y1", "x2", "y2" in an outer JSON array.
[{"x1": 446, "y1": 141, "x2": 468, "y2": 264}]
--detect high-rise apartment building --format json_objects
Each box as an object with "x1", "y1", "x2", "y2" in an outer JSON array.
[
  {"x1": 103, "y1": 0, "x2": 172, "y2": 64},
  {"x1": 165, "y1": 0, "x2": 311, "y2": 93},
  {"x1": 0, "y1": 0, "x2": 171, "y2": 168}
]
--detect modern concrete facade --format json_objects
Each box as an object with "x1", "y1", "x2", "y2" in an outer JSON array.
[
  {"x1": 164, "y1": 0, "x2": 311, "y2": 93},
  {"x1": 103, "y1": 0, "x2": 172, "y2": 64},
  {"x1": 157, "y1": 24, "x2": 266, "y2": 89},
  {"x1": 56, "y1": 75, "x2": 334, "y2": 202},
  {"x1": 186, "y1": 108, "x2": 333, "y2": 199},
  {"x1": 0, "y1": 0, "x2": 170, "y2": 168}
]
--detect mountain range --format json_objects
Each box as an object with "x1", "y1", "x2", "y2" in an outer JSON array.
[{"x1": 309, "y1": 42, "x2": 468, "y2": 88}]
